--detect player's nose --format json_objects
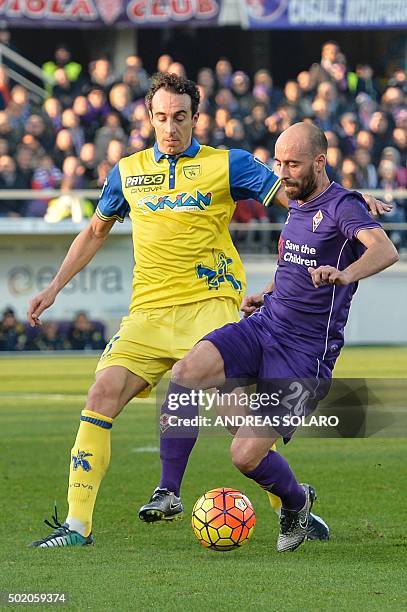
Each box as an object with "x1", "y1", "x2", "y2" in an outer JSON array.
[
  {"x1": 279, "y1": 164, "x2": 291, "y2": 180},
  {"x1": 164, "y1": 119, "x2": 176, "y2": 135}
]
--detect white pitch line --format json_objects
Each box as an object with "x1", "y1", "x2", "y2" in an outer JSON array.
[
  {"x1": 0, "y1": 393, "x2": 157, "y2": 404},
  {"x1": 131, "y1": 446, "x2": 160, "y2": 453},
  {"x1": 0, "y1": 393, "x2": 85, "y2": 401}
]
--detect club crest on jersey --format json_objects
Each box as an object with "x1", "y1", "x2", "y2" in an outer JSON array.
[
  {"x1": 137, "y1": 191, "x2": 212, "y2": 213},
  {"x1": 196, "y1": 252, "x2": 242, "y2": 292},
  {"x1": 183, "y1": 165, "x2": 201, "y2": 179},
  {"x1": 72, "y1": 449, "x2": 93, "y2": 472},
  {"x1": 312, "y1": 210, "x2": 324, "y2": 232}
]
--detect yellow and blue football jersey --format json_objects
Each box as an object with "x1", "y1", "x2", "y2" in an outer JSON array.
[{"x1": 96, "y1": 138, "x2": 281, "y2": 311}]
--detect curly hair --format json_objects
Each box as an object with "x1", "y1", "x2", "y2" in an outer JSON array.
[{"x1": 145, "y1": 72, "x2": 200, "y2": 116}]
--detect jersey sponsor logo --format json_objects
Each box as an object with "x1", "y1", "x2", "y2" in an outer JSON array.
[
  {"x1": 130, "y1": 186, "x2": 162, "y2": 194},
  {"x1": 312, "y1": 210, "x2": 324, "y2": 232},
  {"x1": 278, "y1": 237, "x2": 317, "y2": 266},
  {"x1": 137, "y1": 191, "x2": 212, "y2": 213},
  {"x1": 125, "y1": 173, "x2": 165, "y2": 188},
  {"x1": 183, "y1": 164, "x2": 201, "y2": 179},
  {"x1": 72, "y1": 449, "x2": 93, "y2": 472},
  {"x1": 196, "y1": 251, "x2": 243, "y2": 292}
]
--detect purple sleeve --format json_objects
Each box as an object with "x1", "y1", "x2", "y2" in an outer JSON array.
[{"x1": 332, "y1": 192, "x2": 381, "y2": 240}]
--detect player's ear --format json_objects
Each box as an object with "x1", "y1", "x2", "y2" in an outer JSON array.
[
  {"x1": 315, "y1": 153, "x2": 326, "y2": 172},
  {"x1": 192, "y1": 112, "x2": 199, "y2": 128}
]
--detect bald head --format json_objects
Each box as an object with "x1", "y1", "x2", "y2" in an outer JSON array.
[
  {"x1": 276, "y1": 122, "x2": 328, "y2": 158},
  {"x1": 274, "y1": 122, "x2": 330, "y2": 202}
]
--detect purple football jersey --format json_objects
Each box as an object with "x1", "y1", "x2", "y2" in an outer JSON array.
[{"x1": 265, "y1": 182, "x2": 381, "y2": 359}]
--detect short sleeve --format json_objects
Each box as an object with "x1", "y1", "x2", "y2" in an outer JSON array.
[
  {"x1": 229, "y1": 149, "x2": 281, "y2": 206},
  {"x1": 332, "y1": 192, "x2": 382, "y2": 240},
  {"x1": 95, "y1": 164, "x2": 130, "y2": 223}
]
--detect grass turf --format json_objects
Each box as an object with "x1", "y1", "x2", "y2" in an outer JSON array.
[{"x1": 1, "y1": 347, "x2": 406, "y2": 611}]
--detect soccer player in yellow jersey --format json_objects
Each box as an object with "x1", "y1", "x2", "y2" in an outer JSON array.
[{"x1": 28, "y1": 72, "x2": 387, "y2": 547}]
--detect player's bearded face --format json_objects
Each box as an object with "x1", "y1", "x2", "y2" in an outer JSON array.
[
  {"x1": 150, "y1": 89, "x2": 199, "y2": 155},
  {"x1": 279, "y1": 158, "x2": 319, "y2": 201},
  {"x1": 282, "y1": 163, "x2": 318, "y2": 201}
]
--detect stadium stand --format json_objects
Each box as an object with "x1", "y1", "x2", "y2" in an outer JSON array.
[
  {"x1": 0, "y1": 307, "x2": 106, "y2": 352},
  {"x1": 0, "y1": 40, "x2": 404, "y2": 226},
  {"x1": 0, "y1": 38, "x2": 405, "y2": 348}
]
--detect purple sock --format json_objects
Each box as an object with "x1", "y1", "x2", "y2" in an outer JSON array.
[
  {"x1": 159, "y1": 381, "x2": 199, "y2": 496},
  {"x1": 245, "y1": 450, "x2": 305, "y2": 511}
]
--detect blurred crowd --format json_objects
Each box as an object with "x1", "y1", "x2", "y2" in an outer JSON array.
[
  {"x1": 0, "y1": 39, "x2": 406, "y2": 248},
  {"x1": 0, "y1": 308, "x2": 106, "y2": 351}
]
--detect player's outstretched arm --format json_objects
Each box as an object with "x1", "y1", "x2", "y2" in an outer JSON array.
[
  {"x1": 308, "y1": 228, "x2": 399, "y2": 288},
  {"x1": 241, "y1": 279, "x2": 275, "y2": 317},
  {"x1": 273, "y1": 190, "x2": 391, "y2": 215},
  {"x1": 361, "y1": 193, "x2": 392, "y2": 216},
  {"x1": 27, "y1": 214, "x2": 116, "y2": 327}
]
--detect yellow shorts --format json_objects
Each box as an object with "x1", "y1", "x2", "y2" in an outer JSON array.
[{"x1": 95, "y1": 298, "x2": 240, "y2": 397}]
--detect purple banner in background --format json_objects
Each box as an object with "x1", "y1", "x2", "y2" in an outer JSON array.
[
  {"x1": 0, "y1": 0, "x2": 222, "y2": 28},
  {"x1": 243, "y1": 0, "x2": 407, "y2": 29}
]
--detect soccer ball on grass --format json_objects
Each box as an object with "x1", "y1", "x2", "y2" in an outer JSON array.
[{"x1": 191, "y1": 487, "x2": 256, "y2": 551}]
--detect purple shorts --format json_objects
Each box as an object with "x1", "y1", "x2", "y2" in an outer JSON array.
[{"x1": 203, "y1": 308, "x2": 335, "y2": 439}]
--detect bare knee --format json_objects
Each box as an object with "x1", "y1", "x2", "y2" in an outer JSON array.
[
  {"x1": 87, "y1": 375, "x2": 123, "y2": 417},
  {"x1": 172, "y1": 341, "x2": 225, "y2": 388},
  {"x1": 230, "y1": 438, "x2": 261, "y2": 473},
  {"x1": 86, "y1": 366, "x2": 147, "y2": 418},
  {"x1": 172, "y1": 357, "x2": 198, "y2": 386}
]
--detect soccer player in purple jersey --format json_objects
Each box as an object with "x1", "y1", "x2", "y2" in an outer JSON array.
[
  {"x1": 159, "y1": 122, "x2": 399, "y2": 553},
  {"x1": 27, "y1": 72, "x2": 390, "y2": 549}
]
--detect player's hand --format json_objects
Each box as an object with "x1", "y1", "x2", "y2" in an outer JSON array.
[
  {"x1": 241, "y1": 292, "x2": 264, "y2": 317},
  {"x1": 27, "y1": 287, "x2": 58, "y2": 327},
  {"x1": 308, "y1": 266, "x2": 353, "y2": 288},
  {"x1": 362, "y1": 194, "x2": 393, "y2": 217}
]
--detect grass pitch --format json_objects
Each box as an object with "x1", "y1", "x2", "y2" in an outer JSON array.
[{"x1": 1, "y1": 347, "x2": 406, "y2": 611}]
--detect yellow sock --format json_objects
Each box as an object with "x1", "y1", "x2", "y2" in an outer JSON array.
[
  {"x1": 66, "y1": 409, "x2": 113, "y2": 536},
  {"x1": 267, "y1": 491, "x2": 282, "y2": 515},
  {"x1": 265, "y1": 443, "x2": 282, "y2": 515}
]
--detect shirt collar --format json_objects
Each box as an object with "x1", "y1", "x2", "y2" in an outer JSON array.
[{"x1": 153, "y1": 137, "x2": 200, "y2": 162}]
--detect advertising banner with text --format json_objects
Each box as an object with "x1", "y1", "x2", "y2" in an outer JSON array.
[
  {"x1": 242, "y1": 0, "x2": 407, "y2": 29},
  {"x1": 0, "y1": 0, "x2": 222, "y2": 28}
]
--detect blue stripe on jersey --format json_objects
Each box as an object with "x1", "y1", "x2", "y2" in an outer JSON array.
[
  {"x1": 96, "y1": 164, "x2": 130, "y2": 222},
  {"x1": 80, "y1": 415, "x2": 113, "y2": 429},
  {"x1": 229, "y1": 149, "x2": 281, "y2": 205}
]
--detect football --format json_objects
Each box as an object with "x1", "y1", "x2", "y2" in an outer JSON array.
[{"x1": 191, "y1": 487, "x2": 256, "y2": 551}]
